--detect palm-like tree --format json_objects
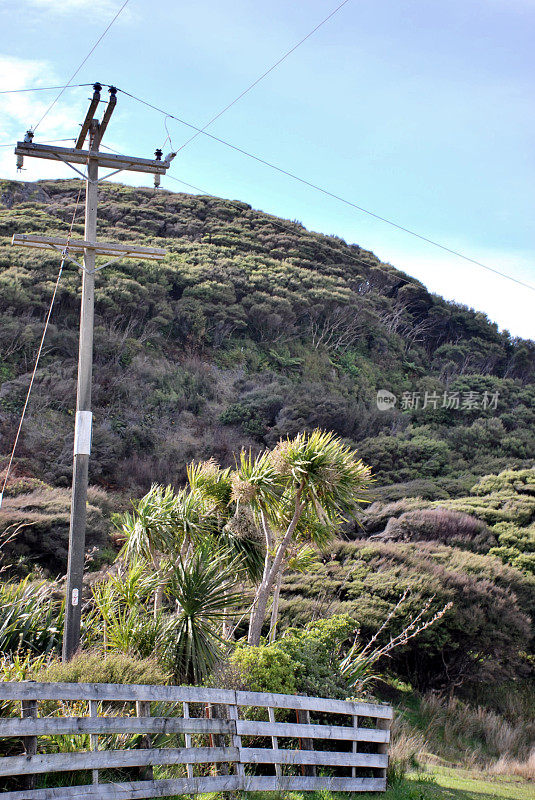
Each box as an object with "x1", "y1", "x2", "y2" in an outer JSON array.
[
  {"x1": 163, "y1": 544, "x2": 244, "y2": 683},
  {"x1": 116, "y1": 483, "x2": 206, "y2": 616},
  {"x1": 117, "y1": 463, "x2": 263, "y2": 631},
  {"x1": 235, "y1": 429, "x2": 372, "y2": 645}
]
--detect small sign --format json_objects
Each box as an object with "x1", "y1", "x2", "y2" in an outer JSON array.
[
  {"x1": 74, "y1": 410, "x2": 92, "y2": 455},
  {"x1": 71, "y1": 588, "x2": 79, "y2": 606}
]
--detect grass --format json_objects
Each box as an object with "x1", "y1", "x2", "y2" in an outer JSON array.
[
  {"x1": 409, "y1": 765, "x2": 535, "y2": 800},
  {"x1": 395, "y1": 687, "x2": 535, "y2": 770},
  {"x1": 238, "y1": 769, "x2": 534, "y2": 800}
]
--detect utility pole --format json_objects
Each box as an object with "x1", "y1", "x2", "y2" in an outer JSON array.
[{"x1": 13, "y1": 83, "x2": 173, "y2": 660}]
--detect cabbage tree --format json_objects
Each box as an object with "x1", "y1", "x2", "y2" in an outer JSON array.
[{"x1": 233, "y1": 429, "x2": 372, "y2": 646}]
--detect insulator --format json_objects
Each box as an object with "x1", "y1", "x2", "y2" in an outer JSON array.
[
  {"x1": 154, "y1": 173, "x2": 161, "y2": 189},
  {"x1": 16, "y1": 154, "x2": 24, "y2": 171}
]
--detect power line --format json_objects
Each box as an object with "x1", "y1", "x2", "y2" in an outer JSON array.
[
  {"x1": 97, "y1": 146, "x2": 409, "y2": 288},
  {"x1": 174, "y1": 0, "x2": 351, "y2": 154},
  {"x1": 118, "y1": 87, "x2": 535, "y2": 293},
  {"x1": 0, "y1": 84, "x2": 93, "y2": 95},
  {"x1": 32, "y1": 1, "x2": 129, "y2": 132},
  {"x1": 165, "y1": 175, "x2": 411, "y2": 284},
  {"x1": 99, "y1": 143, "x2": 404, "y2": 284},
  {"x1": 0, "y1": 185, "x2": 83, "y2": 510},
  {"x1": 0, "y1": 138, "x2": 75, "y2": 148}
]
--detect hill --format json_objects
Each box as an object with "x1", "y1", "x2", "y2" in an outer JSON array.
[
  {"x1": 1, "y1": 180, "x2": 534, "y2": 784},
  {"x1": 0, "y1": 178, "x2": 534, "y2": 573}
]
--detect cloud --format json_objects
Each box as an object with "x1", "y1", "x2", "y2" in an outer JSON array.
[
  {"x1": 0, "y1": 55, "x2": 90, "y2": 182},
  {"x1": 23, "y1": 0, "x2": 134, "y2": 21},
  {"x1": 380, "y1": 242, "x2": 535, "y2": 340},
  {"x1": 26, "y1": 0, "x2": 122, "y2": 14}
]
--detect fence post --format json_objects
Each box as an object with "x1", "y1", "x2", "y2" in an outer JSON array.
[
  {"x1": 209, "y1": 703, "x2": 229, "y2": 776},
  {"x1": 183, "y1": 701, "x2": 194, "y2": 780},
  {"x1": 377, "y1": 714, "x2": 392, "y2": 780},
  {"x1": 89, "y1": 700, "x2": 99, "y2": 785},
  {"x1": 267, "y1": 706, "x2": 282, "y2": 781},
  {"x1": 296, "y1": 703, "x2": 316, "y2": 778},
  {"x1": 136, "y1": 700, "x2": 153, "y2": 781},
  {"x1": 21, "y1": 682, "x2": 37, "y2": 791},
  {"x1": 351, "y1": 714, "x2": 359, "y2": 779},
  {"x1": 228, "y1": 694, "x2": 244, "y2": 789}
]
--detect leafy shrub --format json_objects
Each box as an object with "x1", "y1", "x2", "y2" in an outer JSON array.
[
  {"x1": 489, "y1": 521, "x2": 535, "y2": 574},
  {"x1": 276, "y1": 615, "x2": 356, "y2": 698},
  {"x1": 227, "y1": 615, "x2": 356, "y2": 699},
  {"x1": 229, "y1": 644, "x2": 297, "y2": 694},
  {"x1": 35, "y1": 651, "x2": 170, "y2": 685},
  {"x1": 381, "y1": 508, "x2": 494, "y2": 551}
]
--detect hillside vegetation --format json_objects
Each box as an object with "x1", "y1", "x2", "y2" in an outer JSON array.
[
  {"x1": 0, "y1": 177, "x2": 533, "y2": 569},
  {"x1": 1, "y1": 180, "x2": 534, "y2": 789}
]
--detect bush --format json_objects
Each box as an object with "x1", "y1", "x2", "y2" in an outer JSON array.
[
  {"x1": 226, "y1": 615, "x2": 356, "y2": 699},
  {"x1": 278, "y1": 540, "x2": 535, "y2": 691},
  {"x1": 35, "y1": 651, "x2": 170, "y2": 685},
  {"x1": 276, "y1": 615, "x2": 356, "y2": 699},
  {"x1": 229, "y1": 644, "x2": 297, "y2": 694},
  {"x1": 488, "y1": 521, "x2": 535, "y2": 575},
  {"x1": 381, "y1": 508, "x2": 494, "y2": 551}
]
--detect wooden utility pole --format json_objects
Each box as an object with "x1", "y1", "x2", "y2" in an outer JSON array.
[{"x1": 13, "y1": 83, "x2": 172, "y2": 660}]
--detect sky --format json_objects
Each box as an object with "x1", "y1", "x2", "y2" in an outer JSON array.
[{"x1": 1, "y1": 0, "x2": 534, "y2": 339}]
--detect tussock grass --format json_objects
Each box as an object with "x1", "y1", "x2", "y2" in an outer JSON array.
[
  {"x1": 490, "y1": 750, "x2": 535, "y2": 782},
  {"x1": 406, "y1": 690, "x2": 535, "y2": 773},
  {"x1": 388, "y1": 716, "x2": 427, "y2": 784}
]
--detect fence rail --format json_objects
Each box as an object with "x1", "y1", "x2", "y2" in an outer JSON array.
[{"x1": 0, "y1": 682, "x2": 393, "y2": 798}]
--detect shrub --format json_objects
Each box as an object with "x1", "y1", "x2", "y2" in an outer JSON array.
[
  {"x1": 229, "y1": 644, "x2": 297, "y2": 694},
  {"x1": 225, "y1": 615, "x2": 356, "y2": 699},
  {"x1": 276, "y1": 615, "x2": 356, "y2": 699},
  {"x1": 381, "y1": 508, "x2": 494, "y2": 551},
  {"x1": 278, "y1": 540, "x2": 535, "y2": 691},
  {"x1": 35, "y1": 650, "x2": 170, "y2": 685},
  {"x1": 488, "y1": 521, "x2": 535, "y2": 575}
]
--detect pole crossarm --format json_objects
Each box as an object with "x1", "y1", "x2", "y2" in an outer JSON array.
[
  {"x1": 11, "y1": 234, "x2": 166, "y2": 261},
  {"x1": 14, "y1": 142, "x2": 170, "y2": 175}
]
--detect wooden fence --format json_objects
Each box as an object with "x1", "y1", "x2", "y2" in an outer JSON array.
[{"x1": 0, "y1": 682, "x2": 393, "y2": 798}]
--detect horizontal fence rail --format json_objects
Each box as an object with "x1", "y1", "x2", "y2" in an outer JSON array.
[{"x1": 0, "y1": 682, "x2": 393, "y2": 798}]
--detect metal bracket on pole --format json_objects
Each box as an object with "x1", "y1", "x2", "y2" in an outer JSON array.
[
  {"x1": 52, "y1": 152, "x2": 88, "y2": 181},
  {"x1": 47, "y1": 244, "x2": 86, "y2": 272},
  {"x1": 93, "y1": 253, "x2": 134, "y2": 272},
  {"x1": 97, "y1": 168, "x2": 125, "y2": 184}
]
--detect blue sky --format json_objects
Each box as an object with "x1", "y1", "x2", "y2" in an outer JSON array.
[{"x1": 1, "y1": 0, "x2": 534, "y2": 339}]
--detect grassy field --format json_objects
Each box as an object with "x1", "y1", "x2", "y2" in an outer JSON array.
[
  {"x1": 352, "y1": 767, "x2": 533, "y2": 800},
  {"x1": 239, "y1": 768, "x2": 533, "y2": 800}
]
